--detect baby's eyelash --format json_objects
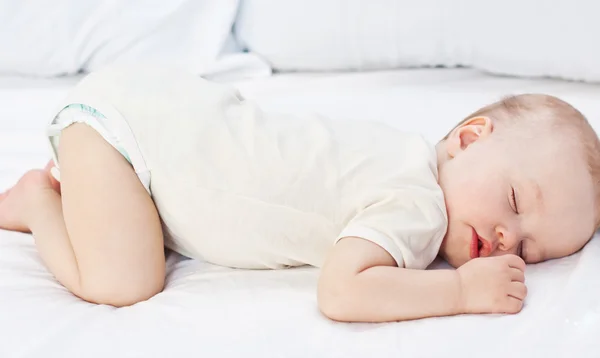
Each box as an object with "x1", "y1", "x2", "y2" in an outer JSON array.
[{"x1": 511, "y1": 188, "x2": 519, "y2": 214}]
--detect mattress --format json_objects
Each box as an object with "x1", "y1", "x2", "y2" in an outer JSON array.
[{"x1": 1, "y1": 68, "x2": 599, "y2": 358}]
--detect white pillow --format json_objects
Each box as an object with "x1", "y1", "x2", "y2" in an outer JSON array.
[
  {"x1": 0, "y1": 0, "x2": 239, "y2": 77},
  {"x1": 463, "y1": 0, "x2": 600, "y2": 83},
  {"x1": 235, "y1": 0, "x2": 600, "y2": 82},
  {"x1": 235, "y1": 0, "x2": 456, "y2": 71}
]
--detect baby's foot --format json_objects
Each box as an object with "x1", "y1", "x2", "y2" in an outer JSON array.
[{"x1": 0, "y1": 169, "x2": 55, "y2": 233}]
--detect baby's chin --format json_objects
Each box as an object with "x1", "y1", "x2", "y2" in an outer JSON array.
[
  {"x1": 439, "y1": 235, "x2": 467, "y2": 268},
  {"x1": 440, "y1": 253, "x2": 464, "y2": 269}
]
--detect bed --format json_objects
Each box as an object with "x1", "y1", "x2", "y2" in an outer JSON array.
[{"x1": 1, "y1": 68, "x2": 599, "y2": 358}]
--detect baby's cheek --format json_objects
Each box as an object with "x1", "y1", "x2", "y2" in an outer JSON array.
[{"x1": 454, "y1": 180, "x2": 492, "y2": 217}]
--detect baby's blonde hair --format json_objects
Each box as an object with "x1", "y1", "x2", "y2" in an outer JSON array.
[{"x1": 444, "y1": 94, "x2": 600, "y2": 230}]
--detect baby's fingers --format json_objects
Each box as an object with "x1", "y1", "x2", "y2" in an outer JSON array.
[
  {"x1": 510, "y1": 268, "x2": 525, "y2": 282},
  {"x1": 508, "y1": 281, "x2": 528, "y2": 301},
  {"x1": 503, "y1": 296, "x2": 524, "y2": 314},
  {"x1": 505, "y1": 254, "x2": 526, "y2": 272}
]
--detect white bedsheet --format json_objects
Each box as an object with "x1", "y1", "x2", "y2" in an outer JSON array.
[{"x1": 1, "y1": 69, "x2": 599, "y2": 358}]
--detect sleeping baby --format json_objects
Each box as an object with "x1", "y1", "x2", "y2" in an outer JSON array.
[{"x1": 0, "y1": 66, "x2": 598, "y2": 322}]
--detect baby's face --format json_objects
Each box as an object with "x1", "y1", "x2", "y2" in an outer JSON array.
[{"x1": 437, "y1": 117, "x2": 596, "y2": 268}]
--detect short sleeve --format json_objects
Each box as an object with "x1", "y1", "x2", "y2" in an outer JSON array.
[{"x1": 335, "y1": 188, "x2": 448, "y2": 269}]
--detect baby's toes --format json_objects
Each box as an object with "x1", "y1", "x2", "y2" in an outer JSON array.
[
  {"x1": 43, "y1": 159, "x2": 55, "y2": 173},
  {"x1": 43, "y1": 160, "x2": 61, "y2": 193}
]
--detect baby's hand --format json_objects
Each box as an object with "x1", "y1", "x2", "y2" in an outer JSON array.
[{"x1": 456, "y1": 255, "x2": 527, "y2": 315}]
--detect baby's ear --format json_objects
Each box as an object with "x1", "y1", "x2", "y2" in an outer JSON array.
[{"x1": 446, "y1": 116, "x2": 493, "y2": 158}]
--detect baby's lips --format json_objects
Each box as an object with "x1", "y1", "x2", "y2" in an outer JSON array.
[
  {"x1": 469, "y1": 228, "x2": 480, "y2": 259},
  {"x1": 478, "y1": 236, "x2": 492, "y2": 257}
]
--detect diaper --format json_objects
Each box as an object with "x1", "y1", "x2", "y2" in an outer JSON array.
[{"x1": 46, "y1": 104, "x2": 151, "y2": 194}]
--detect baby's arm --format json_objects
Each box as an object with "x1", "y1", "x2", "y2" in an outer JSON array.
[
  {"x1": 318, "y1": 237, "x2": 460, "y2": 322},
  {"x1": 318, "y1": 237, "x2": 527, "y2": 322}
]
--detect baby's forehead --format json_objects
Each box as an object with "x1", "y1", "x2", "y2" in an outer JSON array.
[
  {"x1": 525, "y1": 154, "x2": 594, "y2": 232},
  {"x1": 533, "y1": 198, "x2": 594, "y2": 261},
  {"x1": 524, "y1": 166, "x2": 595, "y2": 261},
  {"x1": 522, "y1": 145, "x2": 590, "y2": 195},
  {"x1": 506, "y1": 131, "x2": 593, "y2": 208},
  {"x1": 502, "y1": 126, "x2": 585, "y2": 165}
]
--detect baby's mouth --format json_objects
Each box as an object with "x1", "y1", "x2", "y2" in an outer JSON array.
[{"x1": 470, "y1": 228, "x2": 487, "y2": 259}]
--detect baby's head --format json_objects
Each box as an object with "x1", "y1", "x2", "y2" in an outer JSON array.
[{"x1": 437, "y1": 94, "x2": 600, "y2": 268}]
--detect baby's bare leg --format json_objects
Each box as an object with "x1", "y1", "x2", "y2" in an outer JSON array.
[{"x1": 0, "y1": 123, "x2": 165, "y2": 306}]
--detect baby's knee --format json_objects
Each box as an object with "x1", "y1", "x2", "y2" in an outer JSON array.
[{"x1": 78, "y1": 275, "x2": 165, "y2": 307}]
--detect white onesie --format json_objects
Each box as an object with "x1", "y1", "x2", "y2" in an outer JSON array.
[{"x1": 47, "y1": 66, "x2": 448, "y2": 270}]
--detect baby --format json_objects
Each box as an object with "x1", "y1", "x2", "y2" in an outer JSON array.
[{"x1": 0, "y1": 66, "x2": 598, "y2": 323}]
